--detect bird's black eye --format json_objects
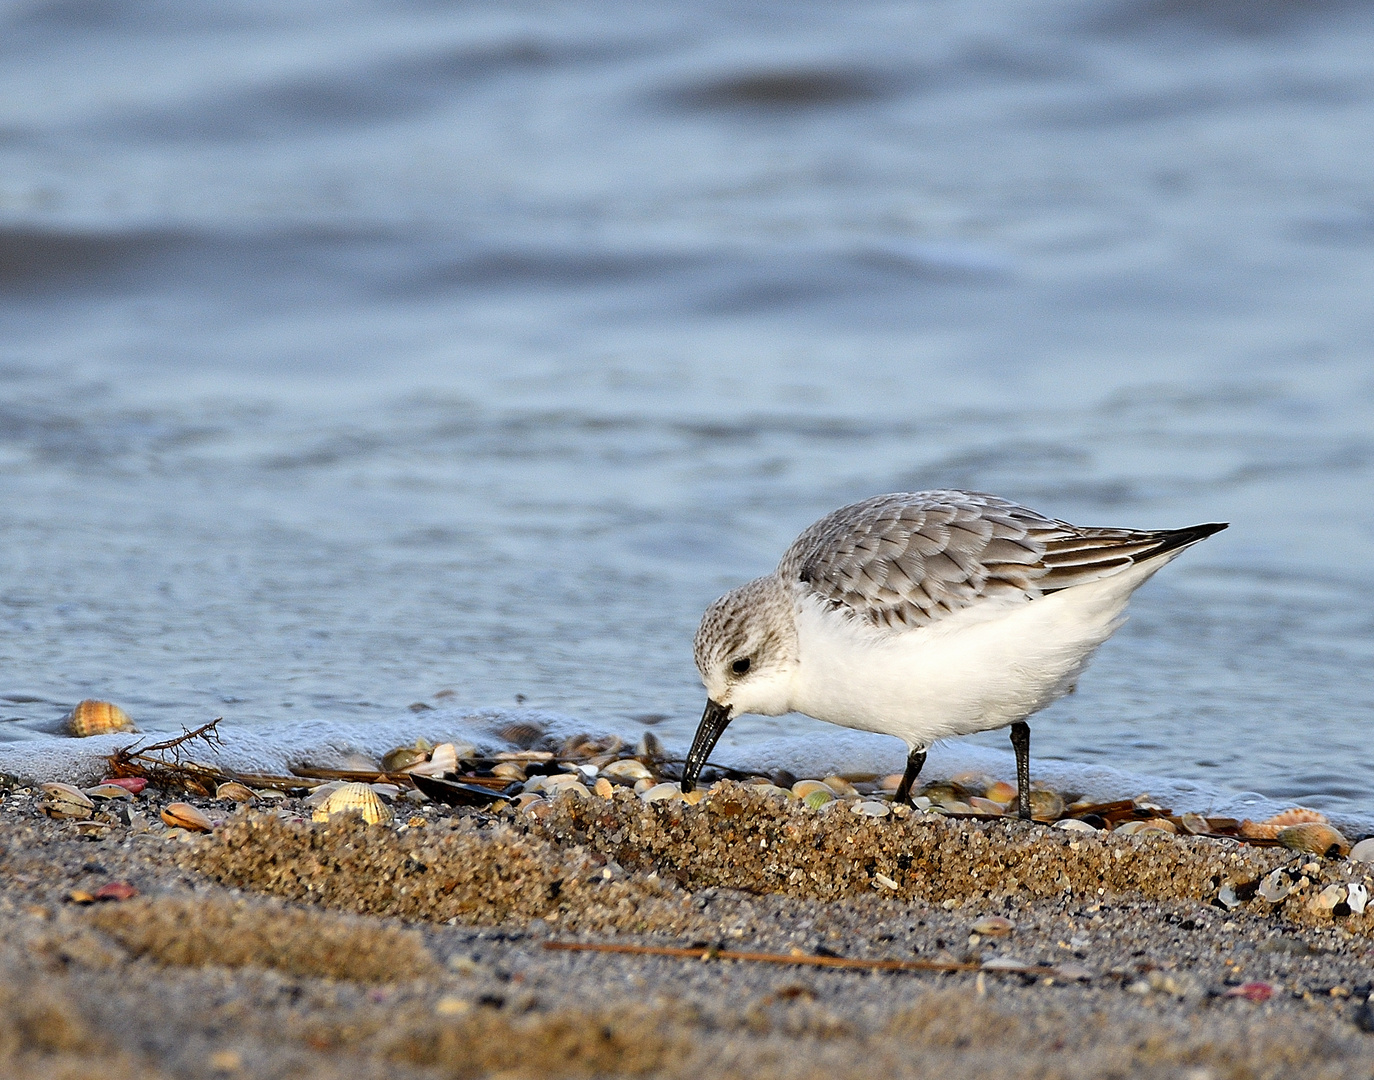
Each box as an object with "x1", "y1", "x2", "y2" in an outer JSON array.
[{"x1": 731, "y1": 657, "x2": 751, "y2": 675}]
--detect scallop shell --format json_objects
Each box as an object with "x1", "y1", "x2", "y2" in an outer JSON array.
[
  {"x1": 311, "y1": 782, "x2": 393, "y2": 825},
  {"x1": 66, "y1": 700, "x2": 136, "y2": 738},
  {"x1": 1276, "y1": 822, "x2": 1349, "y2": 858},
  {"x1": 161, "y1": 802, "x2": 213, "y2": 832},
  {"x1": 602, "y1": 759, "x2": 653, "y2": 781},
  {"x1": 1114, "y1": 819, "x2": 1175, "y2": 836}
]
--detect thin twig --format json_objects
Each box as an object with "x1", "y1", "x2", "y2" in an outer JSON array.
[{"x1": 542, "y1": 940, "x2": 1060, "y2": 977}]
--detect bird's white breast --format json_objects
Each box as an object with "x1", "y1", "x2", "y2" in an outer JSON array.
[{"x1": 786, "y1": 557, "x2": 1167, "y2": 749}]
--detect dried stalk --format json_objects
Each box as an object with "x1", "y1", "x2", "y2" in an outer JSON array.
[{"x1": 543, "y1": 940, "x2": 1060, "y2": 977}]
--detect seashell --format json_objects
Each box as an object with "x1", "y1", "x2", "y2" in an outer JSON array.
[
  {"x1": 967, "y1": 797, "x2": 1005, "y2": 816},
  {"x1": 1028, "y1": 790, "x2": 1064, "y2": 822},
  {"x1": 850, "y1": 800, "x2": 889, "y2": 818},
  {"x1": 514, "y1": 792, "x2": 543, "y2": 810},
  {"x1": 310, "y1": 783, "x2": 393, "y2": 825},
  {"x1": 933, "y1": 800, "x2": 975, "y2": 815},
  {"x1": 822, "y1": 776, "x2": 859, "y2": 798},
  {"x1": 1179, "y1": 813, "x2": 1211, "y2": 835},
  {"x1": 491, "y1": 762, "x2": 526, "y2": 781},
  {"x1": 1216, "y1": 882, "x2": 1241, "y2": 910},
  {"x1": 792, "y1": 779, "x2": 834, "y2": 800},
  {"x1": 304, "y1": 780, "x2": 347, "y2": 806},
  {"x1": 1114, "y1": 819, "x2": 1174, "y2": 836},
  {"x1": 633, "y1": 777, "x2": 656, "y2": 795},
  {"x1": 682, "y1": 789, "x2": 706, "y2": 806},
  {"x1": 1240, "y1": 807, "x2": 1328, "y2": 839},
  {"x1": 42, "y1": 782, "x2": 94, "y2": 819},
  {"x1": 593, "y1": 777, "x2": 614, "y2": 799},
  {"x1": 541, "y1": 773, "x2": 584, "y2": 789},
  {"x1": 252, "y1": 787, "x2": 286, "y2": 801},
  {"x1": 984, "y1": 781, "x2": 1017, "y2": 806},
  {"x1": 84, "y1": 784, "x2": 134, "y2": 800},
  {"x1": 803, "y1": 790, "x2": 834, "y2": 810},
  {"x1": 497, "y1": 721, "x2": 546, "y2": 749},
  {"x1": 950, "y1": 771, "x2": 996, "y2": 793},
  {"x1": 1277, "y1": 822, "x2": 1349, "y2": 858},
  {"x1": 1053, "y1": 818, "x2": 1099, "y2": 833},
  {"x1": 640, "y1": 782, "x2": 682, "y2": 803},
  {"x1": 970, "y1": 915, "x2": 1014, "y2": 937},
  {"x1": 602, "y1": 759, "x2": 653, "y2": 781},
  {"x1": 920, "y1": 782, "x2": 966, "y2": 804},
  {"x1": 549, "y1": 781, "x2": 591, "y2": 799},
  {"x1": 215, "y1": 782, "x2": 256, "y2": 803},
  {"x1": 1346, "y1": 882, "x2": 1368, "y2": 915},
  {"x1": 1257, "y1": 868, "x2": 1292, "y2": 903},
  {"x1": 161, "y1": 802, "x2": 213, "y2": 832},
  {"x1": 66, "y1": 699, "x2": 136, "y2": 738},
  {"x1": 1348, "y1": 837, "x2": 1374, "y2": 863},
  {"x1": 878, "y1": 773, "x2": 903, "y2": 792},
  {"x1": 405, "y1": 742, "x2": 459, "y2": 777},
  {"x1": 1308, "y1": 883, "x2": 1347, "y2": 915},
  {"x1": 100, "y1": 777, "x2": 147, "y2": 794},
  {"x1": 382, "y1": 746, "x2": 429, "y2": 772}
]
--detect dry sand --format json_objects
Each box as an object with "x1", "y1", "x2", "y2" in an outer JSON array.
[{"x1": 2, "y1": 773, "x2": 1373, "y2": 1080}]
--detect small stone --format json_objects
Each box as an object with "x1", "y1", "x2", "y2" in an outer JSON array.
[
  {"x1": 1028, "y1": 790, "x2": 1064, "y2": 822},
  {"x1": 967, "y1": 797, "x2": 1005, "y2": 815},
  {"x1": 208, "y1": 1049, "x2": 242, "y2": 1073},
  {"x1": 92, "y1": 881, "x2": 138, "y2": 902},
  {"x1": 435, "y1": 995, "x2": 472, "y2": 1015},
  {"x1": 984, "y1": 781, "x2": 1017, "y2": 805}
]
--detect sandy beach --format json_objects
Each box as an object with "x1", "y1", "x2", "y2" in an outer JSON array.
[{"x1": 3, "y1": 770, "x2": 1372, "y2": 1080}]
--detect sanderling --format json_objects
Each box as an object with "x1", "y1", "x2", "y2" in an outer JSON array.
[{"x1": 681, "y1": 490, "x2": 1226, "y2": 818}]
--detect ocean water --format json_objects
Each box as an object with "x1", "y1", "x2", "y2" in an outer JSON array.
[{"x1": 2, "y1": 0, "x2": 1373, "y2": 816}]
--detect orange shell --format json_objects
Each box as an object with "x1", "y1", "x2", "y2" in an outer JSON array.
[
  {"x1": 1239, "y1": 807, "x2": 1327, "y2": 840},
  {"x1": 67, "y1": 700, "x2": 136, "y2": 738}
]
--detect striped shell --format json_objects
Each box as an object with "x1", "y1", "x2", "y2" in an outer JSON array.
[
  {"x1": 311, "y1": 782, "x2": 393, "y2": 825},
  {"x1": 1276, "y1": 822, "x2": 1349, "y2": 858},
  {"x1": 1239, "y1": 807, "x2": 1327, "y2": 839},
  {"x1": 67, "y1": 700, "x2": 136, "y2": 738}
]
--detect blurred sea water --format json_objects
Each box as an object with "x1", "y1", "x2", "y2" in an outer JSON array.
[{"x1": 1, "y1": 0, "x2": 1373, "y2": 812}]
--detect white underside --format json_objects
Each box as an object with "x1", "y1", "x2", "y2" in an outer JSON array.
[{"x1": 787, "y1": 554, "x2": 1180, "y2": 751}]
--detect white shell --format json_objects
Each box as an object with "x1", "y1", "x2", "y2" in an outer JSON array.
[
  {"x1": 1053, "y1": 818, "x2": 1099, "y2": 833},
  {"x1": 1257, "y1": 868, "x2": 1292, "y2": 903},
  {"x1": 1346, "y1": 882, "x2": 1368, "y2": 915},
  {"x1": 404, "y1": 742, "x2": 459, "y2": 777},
  {"x1": 602, "y1": 759, "x2": 653, "y2": 781},
  {"x1": 850, "y1": 800, "x2": 890, "y2": 818},
  {"x1": 640, "y1": 782, "x2": 682, "y2": 803},
  {"x1": 42, "y1": 782, "x2": 94, "y2": 819},
  {"x1": 311, "y1": 782, "x2": 393, "y2": 825},
  {"x1": 1348, "y1": 837, "x2": 1374, "y2": 863}
]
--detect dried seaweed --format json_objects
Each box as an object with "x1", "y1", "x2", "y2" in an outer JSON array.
[{"x1": 106, "y1": 719, "x2": 235, "y2": 795}]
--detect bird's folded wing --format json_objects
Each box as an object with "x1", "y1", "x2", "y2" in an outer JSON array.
[{"x1": 779, "y1": 490, "x2": 1181, "y2": 630}]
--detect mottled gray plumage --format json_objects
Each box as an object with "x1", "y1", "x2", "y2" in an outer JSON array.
[{"x1": 778, "y1": 490, "x2": 1215, "y2": 631}]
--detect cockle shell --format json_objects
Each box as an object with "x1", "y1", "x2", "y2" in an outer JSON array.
[
  {"x1": 161, "y1": 802, "x2": 213, "y2": 832},
  {"x1": 311, "y1": 783, "x2": 393, "y2": 825},
  {"x1": 42, "y1": 782, "x2": 94, "y2": 819},
  {"x1": 791, "y1": 779, "x2": 834, "y2": 800},
  {"x1": 66, "y1": 700, "x2": 136, "y2": 738},
  {"x1": 1240, "y1": 808, "x2": 1327, "y2": 840},
  {"x1": 1276, "y1": 822, "x2": 1349, "y2": 857}
]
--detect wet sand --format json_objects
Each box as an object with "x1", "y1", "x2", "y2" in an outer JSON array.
[{"x1": 2, "y1": 776, "x2": 1372, "y2": 1080}]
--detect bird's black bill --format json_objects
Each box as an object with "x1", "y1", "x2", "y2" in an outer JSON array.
[{"x1": 681, "y1": 698, "x2": 733, "y2": 792}]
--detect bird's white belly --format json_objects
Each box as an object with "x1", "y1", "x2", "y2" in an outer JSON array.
[{"x1": 788, "y1": 563, "x2": 1157, "y2": 749}]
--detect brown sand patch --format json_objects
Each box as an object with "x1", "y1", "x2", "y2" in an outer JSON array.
[{"x1": 86, "y1": 894, "x2": 442, "y2": 983}]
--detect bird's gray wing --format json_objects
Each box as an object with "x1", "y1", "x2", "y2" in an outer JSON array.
[{"x1": 777, "y1": 490, "x2": 1191, "y2": 630}]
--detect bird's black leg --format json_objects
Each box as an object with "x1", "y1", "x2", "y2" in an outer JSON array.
[
  {"x1": 1010, "y1": 721, "x2": 1031, "y2": 820},
  {"x1": 893, "y1": 747, "x2": 927, "y2": 806}
]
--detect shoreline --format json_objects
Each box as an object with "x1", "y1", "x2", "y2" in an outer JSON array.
[{"x1": 3, "y1": 773, "x2": 1373, "y2": 1079}]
